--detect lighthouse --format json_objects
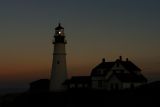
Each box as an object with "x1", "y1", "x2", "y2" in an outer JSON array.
[{"x1": 50, "y1": 23, "x2": 67, "y2": 92}]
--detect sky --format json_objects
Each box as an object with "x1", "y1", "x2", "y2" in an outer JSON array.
[{"x1": 0, "y1": 0, "x2": 160, "y2": 90}]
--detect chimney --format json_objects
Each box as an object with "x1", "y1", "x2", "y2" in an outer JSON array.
[
  {"x1": 119, "y1": 56, "x2": 122, "y2": 61},
  {"x1": 102, "y1": 58, "x2": 105, "y2": 63}
]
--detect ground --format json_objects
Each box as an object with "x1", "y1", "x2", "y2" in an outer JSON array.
[{"x1": 0, "y1": 81, "x2": 160, "y2": 107}]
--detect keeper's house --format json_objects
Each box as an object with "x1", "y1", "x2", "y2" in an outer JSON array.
[{"x1": 64, "y1": 56, "x2": 147, "y2": 90}]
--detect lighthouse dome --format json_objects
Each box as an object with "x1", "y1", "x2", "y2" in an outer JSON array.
[{"x1": 55, "y1": 23, "x2": 64, "y2": 30}]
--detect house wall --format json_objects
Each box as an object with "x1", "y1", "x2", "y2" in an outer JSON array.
[
  {"x1": 132, "y1": 82, "x2": 144, "y2": 87},
  {"x1": 69, "y1": 83, "x2": 90, "y2": 89},
  {"x1": 122, "y1": 82, "x2": 144, "y2": 89},
  {"x1": 92, "y1": 75, "x2": 124, "y2": 90},
  {"x1": 69, "y1": 84, "x2": 76, "y2": 88},
  {"x1": 122, "y1": 83, "x2": 131, "y2": 89},
  {"x1": 91, "y1": 77, "x2": 105, "y2": 89},
  {"x1": 106, "y1": 75, "x2": 123, "y2": 90}
]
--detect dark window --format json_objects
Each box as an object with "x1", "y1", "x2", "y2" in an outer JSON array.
[
  {"x1": 116, "y1": 63, "x2": 119, "y2": 67},
  {"x1": 113, "y1": 70, "x2": 116, "y2": 73},
  {"x1": 121, "y1": 70, "x2": 124, "y2": 73},
  {"x1": 130, "y1": 84, "x2": 134, "y2": 89},
  {"x1": 57, "y1": 61, "x2": 60, "y2": 64},
  {"x1": 99, "y1": 69, "x2": 103, "y2": 74},
  {"x1": 110, "y1": 84, "x2": 114, "y2": 90},
  {"x1": 98, "y1": 80, "x2": 102, "y2": 87},
  {"x1": 115, "y1": 83, "x2": 119, "y2": 90}
]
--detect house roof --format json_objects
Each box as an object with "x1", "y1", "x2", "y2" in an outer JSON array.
[
  {"x1": 64, "y1": 76, "x2": 91, "y2": 84},
  {"x1": 120, "y1": 61, "x2": 141, "y2": 71},
  {"x1": 109, "y1": 73, "x2": 147, "y2": 83},
  {"x1": 91, "y1": 62, "x2": 114, "y2": 76},
  {"x1": 91, "y1": 59, "x2": 141, "y2": 77}
]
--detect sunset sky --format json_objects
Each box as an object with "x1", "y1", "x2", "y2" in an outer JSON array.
[{"x1": 0, "y1": 0, "x2": 160, "y2": 90}]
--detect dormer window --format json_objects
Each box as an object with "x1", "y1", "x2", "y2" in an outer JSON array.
[{"x1": 98, "y1": 69, "x2": 104, "y2": 75}]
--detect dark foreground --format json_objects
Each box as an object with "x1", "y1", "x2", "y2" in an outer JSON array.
[{"x1": 0, "y1": 82, "x2": 160, "y2": 107}]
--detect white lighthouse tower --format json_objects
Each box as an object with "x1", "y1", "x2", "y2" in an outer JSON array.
[{"x1": 50, "y1": 23, "x2": 67, "y2": 92}]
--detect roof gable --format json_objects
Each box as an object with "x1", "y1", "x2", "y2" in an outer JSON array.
[{"x1": 120, "y1": 61, "x2": 141, "y2": 71}]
